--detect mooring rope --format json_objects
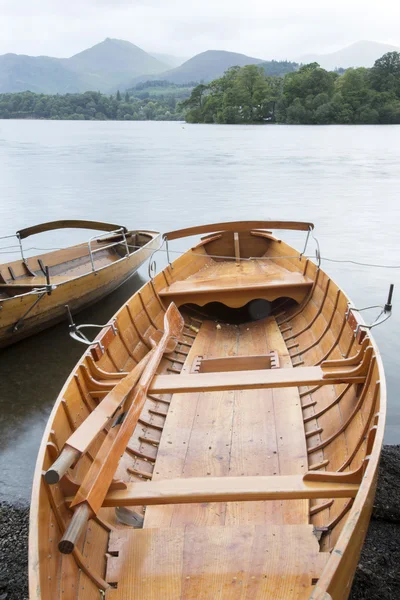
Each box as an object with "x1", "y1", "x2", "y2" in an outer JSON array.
[{"x1": 2, "y1": 243, "x2": 400, "y2": 269}]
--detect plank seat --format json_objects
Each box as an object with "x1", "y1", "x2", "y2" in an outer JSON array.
[
  {"x1": 93, "y1": 474, "x2": 359, "y2": 508},
  {"x1": 105, "y1": 524, "x2": 329, "y2": 599},
  {"x1": 149, "y1": 365, "x2": 366, "y2": 394},
  {"x1": 158, "y1": 260, "x2": 313, "y2": 306}
]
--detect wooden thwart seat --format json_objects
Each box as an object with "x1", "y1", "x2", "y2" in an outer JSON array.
[
  {"x1": 89, "y1": 474, "x2": 359, "y2": 508},
  {"x1": 149, "y1": 365, "x2": 367, "y2": 394}
]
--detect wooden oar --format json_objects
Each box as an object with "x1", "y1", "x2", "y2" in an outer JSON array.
[
  {"x1": 58, "y1": 302, "x2": 184, "y2": 554},
  {"x1": 45, "y1": 352, "x2": 153, "y2": 484},
  {"x1": 45, "y1": 332, "x2": 177, "y2": 484}
]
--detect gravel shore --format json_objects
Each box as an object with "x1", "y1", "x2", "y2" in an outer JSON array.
[{"x1": 1, "y1": 445, "x2": 399, "y2": 600}]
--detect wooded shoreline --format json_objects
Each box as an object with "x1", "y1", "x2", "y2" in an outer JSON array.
[{"x1": 1, "y1": 51, "x2": 399, "y2": 125}]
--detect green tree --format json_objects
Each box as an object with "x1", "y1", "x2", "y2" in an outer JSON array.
[
  {"x1": 336, "y1": 68, "x2": 370, "y2": 116},
  {"x1": 233, "y1": 65, "x2": 272, "y2": 122},
  {"x1": 379, "y1": 99, "x2": 400, "y2": 123},
  {"x1": 1, "y1": 52, "x2": 400, "y2": 125},
  {"x1": 370, "y1": 52, "x2": 400, "y2": 96},
  {"x1": 286, "y1": 98, "x2": 308, "y2": 124}
]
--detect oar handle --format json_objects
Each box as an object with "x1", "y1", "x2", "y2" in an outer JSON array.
[
  {"x1": 45, "y1": 446, "x2": 80, "y2": 484},
  {"x1": 58, "y1": 504, "x2": 91, "y2": 554}
]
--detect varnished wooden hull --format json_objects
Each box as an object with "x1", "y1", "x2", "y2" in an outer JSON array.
[
  {"x1": 0, "y1": 231, "x2": 160, "y2": 348},
  {"x1": 29, "y1": 222, "x2": 386, "y2": 600}
]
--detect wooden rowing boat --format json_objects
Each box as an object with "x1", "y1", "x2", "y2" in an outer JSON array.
[
  {"x1": 29, "y1": 221, "x2": 387, "y2": 600},
  {"x1": 0, "y1": 220, "x2": 160, "y2": 348}
]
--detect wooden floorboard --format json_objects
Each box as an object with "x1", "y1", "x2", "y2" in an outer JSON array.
[
  {"x1": 264, "y1": 317, "x2": 310, "y2": 524},
  {"x1": 145, "y1": 317, "x2": 311, "y2": 529},
  {"x1": 106, "y1": 525, "x2": 330, "y2": 600},
  {"x1": 226, "y1": 320, "x2": 279, "y2": 525}
]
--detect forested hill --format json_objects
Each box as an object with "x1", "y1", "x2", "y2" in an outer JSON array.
[
  {"x1": 260, "y1": 60, "x2": 298, "y2": 77},
  {"x1": 181, "y1": 52, "x2": 400, "y2": 124},
  {"x1": 0, "y1": 52, "x2": 399, "y2": 123}
]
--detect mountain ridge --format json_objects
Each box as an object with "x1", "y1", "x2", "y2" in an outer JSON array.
[
  {"x1": 300, "y1": 40, "x2": 400, "y2": 70},
  {"x1": 0, "y1": 38, "x2": 169, "y2": 94},
  {"x1": 0, "y1": 38, "x2": 399, "y2": 95},
  {"x1": 132, "y1": 49, "x2": 265, "y2": 85}
]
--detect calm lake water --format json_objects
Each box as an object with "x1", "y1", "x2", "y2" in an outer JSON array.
[{"x1": 1, "y1": 120, "x2": 399, "y2": 504}]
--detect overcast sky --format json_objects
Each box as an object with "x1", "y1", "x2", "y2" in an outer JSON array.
[{"x1": 1, "y1": 0, "x2": 399, "y2": 60}]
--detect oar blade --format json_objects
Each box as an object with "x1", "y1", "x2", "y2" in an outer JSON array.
[{"x1": 163, "y1": 302, "x2": 184, "y2": 340}]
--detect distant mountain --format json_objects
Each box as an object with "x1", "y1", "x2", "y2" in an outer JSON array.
[
  {"x1": 0, "y1": 54, "x2": 84, "y2": 94},
  {"x1": 150, "y1": 52, "x2": 188, "y2": 68},
  {"x1": 65, "y1": 38, "x2": 168, "y2": 91},
  {"x1": 300, "y1": 41, "x2": 400, "y2": 71},
  {"x1": 148, "y1": 50, "x2": 265, "y2": 84},
  {"x1": 0, "y1": 38, "x2": 169, "y2": 94},
  {"x1": 6, "y1": 38, "x2": 397, "y2": 96}
]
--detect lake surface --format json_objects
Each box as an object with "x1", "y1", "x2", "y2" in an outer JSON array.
[{"x1": 1, "y1": 120, "x2": 399, "y2": 504}]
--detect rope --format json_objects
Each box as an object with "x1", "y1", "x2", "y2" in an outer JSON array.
[
  {"x1": 157, "y1": 246, "x2": 400, "y2": 269},
  {"x1": 0, "y1": 246, "x2": 63, "y2": 254},
  {"x1": 2, "y1": 242, "x2": 400, "y2": 269},
  {"x1": 318, "y1": 256, "x2": 400, "y2": 269}
]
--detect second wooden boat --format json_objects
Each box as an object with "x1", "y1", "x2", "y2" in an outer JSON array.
[
  {"x1": 0, "y1": 220, "x2": 160, "y2": 348},
  {"x1": 30, "y1": 221, "x2": 388, "y2": 600}
]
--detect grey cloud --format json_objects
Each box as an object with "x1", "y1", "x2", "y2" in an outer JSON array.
[{"x1": 0, "y1": 0, "x2": 399, "y2": 59}]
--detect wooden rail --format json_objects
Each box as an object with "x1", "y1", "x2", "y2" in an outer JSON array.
[
  {"x1": 164, "y1": 220, "x2": 314, "y2": 240},
  {"x1": 17, "y1": 219, "x2": 127, "y2": 239}
]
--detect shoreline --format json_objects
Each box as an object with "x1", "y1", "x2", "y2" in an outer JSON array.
[{"x1": 1, "y1": 445, "x2": 399, "y2": 600}]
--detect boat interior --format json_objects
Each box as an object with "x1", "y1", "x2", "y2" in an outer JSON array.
[
  {"x1": 0, "y1": 220, "x2": 155, "y2": 299},
  {"x1": 32, "y1": 223, "x2": 383, "y2": 599}
]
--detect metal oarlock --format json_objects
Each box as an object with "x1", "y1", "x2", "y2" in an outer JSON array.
[
  {"x1": 65, "y1": 305, "x2": 117, "y2": 353},
  {"x1": 16, "y1": 232, "x2": 25, "y2": 262},
  {"x1": 346, "y1": 283, "x2": 394, "y2": 338}
]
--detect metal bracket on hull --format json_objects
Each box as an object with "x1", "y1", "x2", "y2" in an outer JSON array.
[
  {"x1": 65, "y1": 304, "x2": 118, "y2": 355},
  {"x1": 11, "y1": 291, "x2": 47, "y2": 332},
  {"x1": 346, "y1": 283, "x2": 394, "y2": 341},
  {"x1": 147, "y1": 236, "x2": 172, "y2": 281}
]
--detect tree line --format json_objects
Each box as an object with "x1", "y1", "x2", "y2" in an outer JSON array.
[
  {"x1": 181, "y1": 52, "x2": 400, "y2": 124},
  {"x1": 0, "y1": 89, "x2": 185, "y2": 121},
  {"x1": 1, "y1": 52, "x2": 399, "y2": 124}
]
